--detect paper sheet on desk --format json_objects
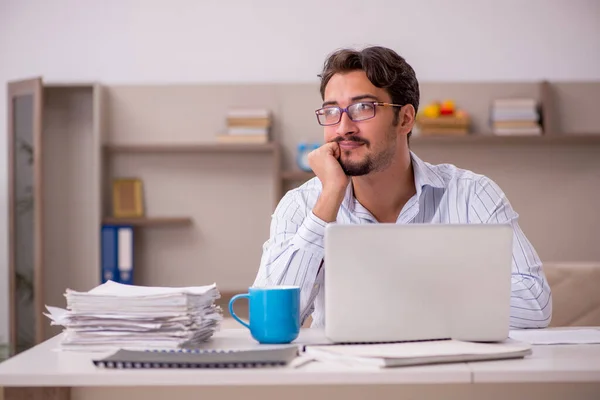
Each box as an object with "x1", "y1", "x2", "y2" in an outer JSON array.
[
  {"x1": 509, "y1": 329, "x2": 600, "y2": 344},
  {"x1": 85, "y1": 280, "x2": 218, "y2": 297}
]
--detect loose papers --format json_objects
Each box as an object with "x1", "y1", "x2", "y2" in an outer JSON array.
[{"x1": 44, "y1": 280, "x2": 222, "y2": 351}]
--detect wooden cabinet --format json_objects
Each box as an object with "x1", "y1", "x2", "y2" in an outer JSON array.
[
  {"x1": 5, "y1": 80, "x2": 284, "y2": 352},
  {"x1": 7, "y1": 80, "x2": 102, "y2": 353},
  {"x1": 7, "y1": 78, "x2": 44, "y2": 354}
]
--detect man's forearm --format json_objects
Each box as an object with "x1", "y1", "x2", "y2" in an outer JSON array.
[
  {"x1": 510, "y1": 275, "x2": 552, "y2": 328},
  {"x1": 312, "y1": 188, "x2": 345, "y2": 223},
  {"x1": 254, "y1": 211, "x2": 328, "y2": 318}
]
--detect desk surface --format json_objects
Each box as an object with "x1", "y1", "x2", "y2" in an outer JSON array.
[{"x1": 1, "y1": 328, "x2": 599, "y2": 387}]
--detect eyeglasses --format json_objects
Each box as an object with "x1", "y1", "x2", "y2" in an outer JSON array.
[{"x1": 315, "y1": 101, "x2": 403, "y2": 126}]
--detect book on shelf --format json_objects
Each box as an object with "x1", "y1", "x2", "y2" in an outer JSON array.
[
  {"x1": 490, "y1": 97, "x2": 542, "y2": 135},
  {"x1": 226, "y1": 127, "x2": 269, "y2": 136},
  {"x1": 492, "y1": 127, "x2": 542, "y2": 136},
  {"x1": 226, "y1": 117, "x2": 271, "y2": 128},
  {"x1": 492, "y1": 120, "x2": 540, "y2": 129},
  {"x1": 226, "y1": 108, "x2": 271, "y2": 119},
  {"x1": 101, "y1": 224, "x2": 134, "y2": 285},
  {"x1": 219, "y1": 107, "x2": 272, "y2": 144},
  {"x1": 226, "y1": 109, "x2": 272, "y2": 129},
  {"x1": 215, "y1": 134, "x2": 269, "y2": 144},
  {"x1": 492, "y1": 98, "x2": 538, "y2": 109}
]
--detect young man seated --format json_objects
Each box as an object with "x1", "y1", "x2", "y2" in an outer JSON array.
[{"x1": 253, "y1": 46, "x2": 552, "y2": 329}]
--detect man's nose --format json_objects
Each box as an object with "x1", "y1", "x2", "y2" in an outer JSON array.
[{"x1": 335, "y1": 111, "x2": 358, "y2": 136}]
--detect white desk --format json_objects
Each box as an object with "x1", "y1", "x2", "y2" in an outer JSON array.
[{"x1": 1, "y1": 328, "x2": 600, "y2": 400}]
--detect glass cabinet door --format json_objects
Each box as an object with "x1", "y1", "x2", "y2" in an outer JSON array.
[{"x1": 7, "y1": 78, "x2": 44, "y2": 355}]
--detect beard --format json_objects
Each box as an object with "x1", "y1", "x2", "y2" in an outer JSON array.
[
  {"x1": 336, "y1": 128, "x2": 397, "y2": 176},
  {"x1": 339, "y1": 154, "x2": 374, "y2": 176}
]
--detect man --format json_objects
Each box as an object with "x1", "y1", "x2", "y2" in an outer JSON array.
[{"x1": 253, "y1": 46, "x2": 552, "y2": 329}]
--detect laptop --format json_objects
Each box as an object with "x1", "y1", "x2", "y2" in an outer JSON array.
[{"x1": 323, "y1": 223, "x2": 513, "y2": 343}]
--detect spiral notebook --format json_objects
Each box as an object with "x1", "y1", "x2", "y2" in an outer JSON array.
[{"x1": 93, "y1": 346, "x2": 299, "y2": 369}]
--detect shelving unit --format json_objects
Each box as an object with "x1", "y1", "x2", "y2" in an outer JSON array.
[
  {"x1": 104, "y1": 143, "x2": 278, "y2": 154},
  {"x1": 410, "y1": 133, "x2": 600, "y2": 145},
  {"x1": 104, "y1": 140, "x2": 282, "y2": 208},
  {"x1": 279, "y1": 133, "x2": 600, "y2": 183},
  {"x1": 103, "y1": 142, "x2": 281, "y2": 221},
  {"x1": 7, "y1": 78, "x2": 600, "y2": 352},
  {"x1": 101, "y1": 217, "x2": 193, "y2": 227}
]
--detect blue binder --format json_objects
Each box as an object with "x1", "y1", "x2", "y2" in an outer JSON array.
[{"x1": 101, "y1": 225, "x2": 134, "y2": 284}]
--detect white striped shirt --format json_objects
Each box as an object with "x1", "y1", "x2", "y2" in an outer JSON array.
[{"x1": 254, "y1": 151, "x2": 552, "y2": 329}]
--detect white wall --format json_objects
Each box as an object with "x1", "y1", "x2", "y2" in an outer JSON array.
[{"x1": 1, "y1": 0, "x2": 599, "y2": 343}]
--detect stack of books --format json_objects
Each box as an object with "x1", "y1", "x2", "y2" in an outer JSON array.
[
  {"x1": 44, "y1": 280, "x2": 222, "y2": 352},
  {"x1": 490, "y1": 98, "x2": 542, "y2": 135},
  {"x1": 216, "y1": 108, "x2": 271, "y2": 144}
]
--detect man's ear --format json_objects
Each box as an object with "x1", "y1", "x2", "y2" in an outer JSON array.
[{"x1": 398, "y1": 104, "x2": 416, "y2": 133}]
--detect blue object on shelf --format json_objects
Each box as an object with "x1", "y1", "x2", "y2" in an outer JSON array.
[
  {"x1": 296, "y1": 142, "x2": 320, "y2": 172},
  {"x1": 101, "y1": 224, "x2": 134, "y2": 285}
]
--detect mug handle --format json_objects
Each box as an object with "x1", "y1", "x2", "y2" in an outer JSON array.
[{"x1": 228, "y1": 294, "x2": 250, "y2": 329}]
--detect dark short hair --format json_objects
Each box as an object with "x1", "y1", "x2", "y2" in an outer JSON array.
[{"x1": 318, "y1": 46, "x2": 420, "y2": 141}]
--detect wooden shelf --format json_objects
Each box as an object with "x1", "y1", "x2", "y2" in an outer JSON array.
[
  {"x1": 102, "y1": 217, "x2": 193, "y2": 227},
  {"x1": 411, "y1": 133, "x2": 600, "y2": 145},
  {"x1": 280, "y1": 134, "x2": 600, "y2": 181},
  {"x1": 281, "y1": 170, "x2": 315, "y2": 181},
  {"x1": 45, "y1": 82, "x2": 97, "y2": 88},
  {"x1": 104, "y1": 142, "x2": 278, "y2": 154}
]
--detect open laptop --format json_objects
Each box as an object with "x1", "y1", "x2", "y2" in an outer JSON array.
[{"x1": 323, "y1": 223, "x2": 513, "y2": 343}]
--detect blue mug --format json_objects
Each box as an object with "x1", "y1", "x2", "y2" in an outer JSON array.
[{"x1": 228, "y1": 286, "x2": 301, "y2": 344}]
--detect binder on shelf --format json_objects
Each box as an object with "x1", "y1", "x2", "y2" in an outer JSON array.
[{"x1": 101, "y1": 224, "x2": 134, "y2": 285}]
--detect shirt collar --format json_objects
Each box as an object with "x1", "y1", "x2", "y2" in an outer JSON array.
[
  {"x1": 342, "y1": 151, "x2": 446, "y2": 213},
  {"x1": 410, "y1": 151, "x2": 446, "y2": 197}
]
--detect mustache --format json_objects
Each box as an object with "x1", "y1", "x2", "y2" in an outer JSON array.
[{"x1": 332, "y1": 136, "x2": 370, "y2": 146}]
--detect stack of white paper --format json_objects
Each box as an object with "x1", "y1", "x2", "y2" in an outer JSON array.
[{"x1": 44, "y1": 280, "x2": 222, "y2": 352}]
